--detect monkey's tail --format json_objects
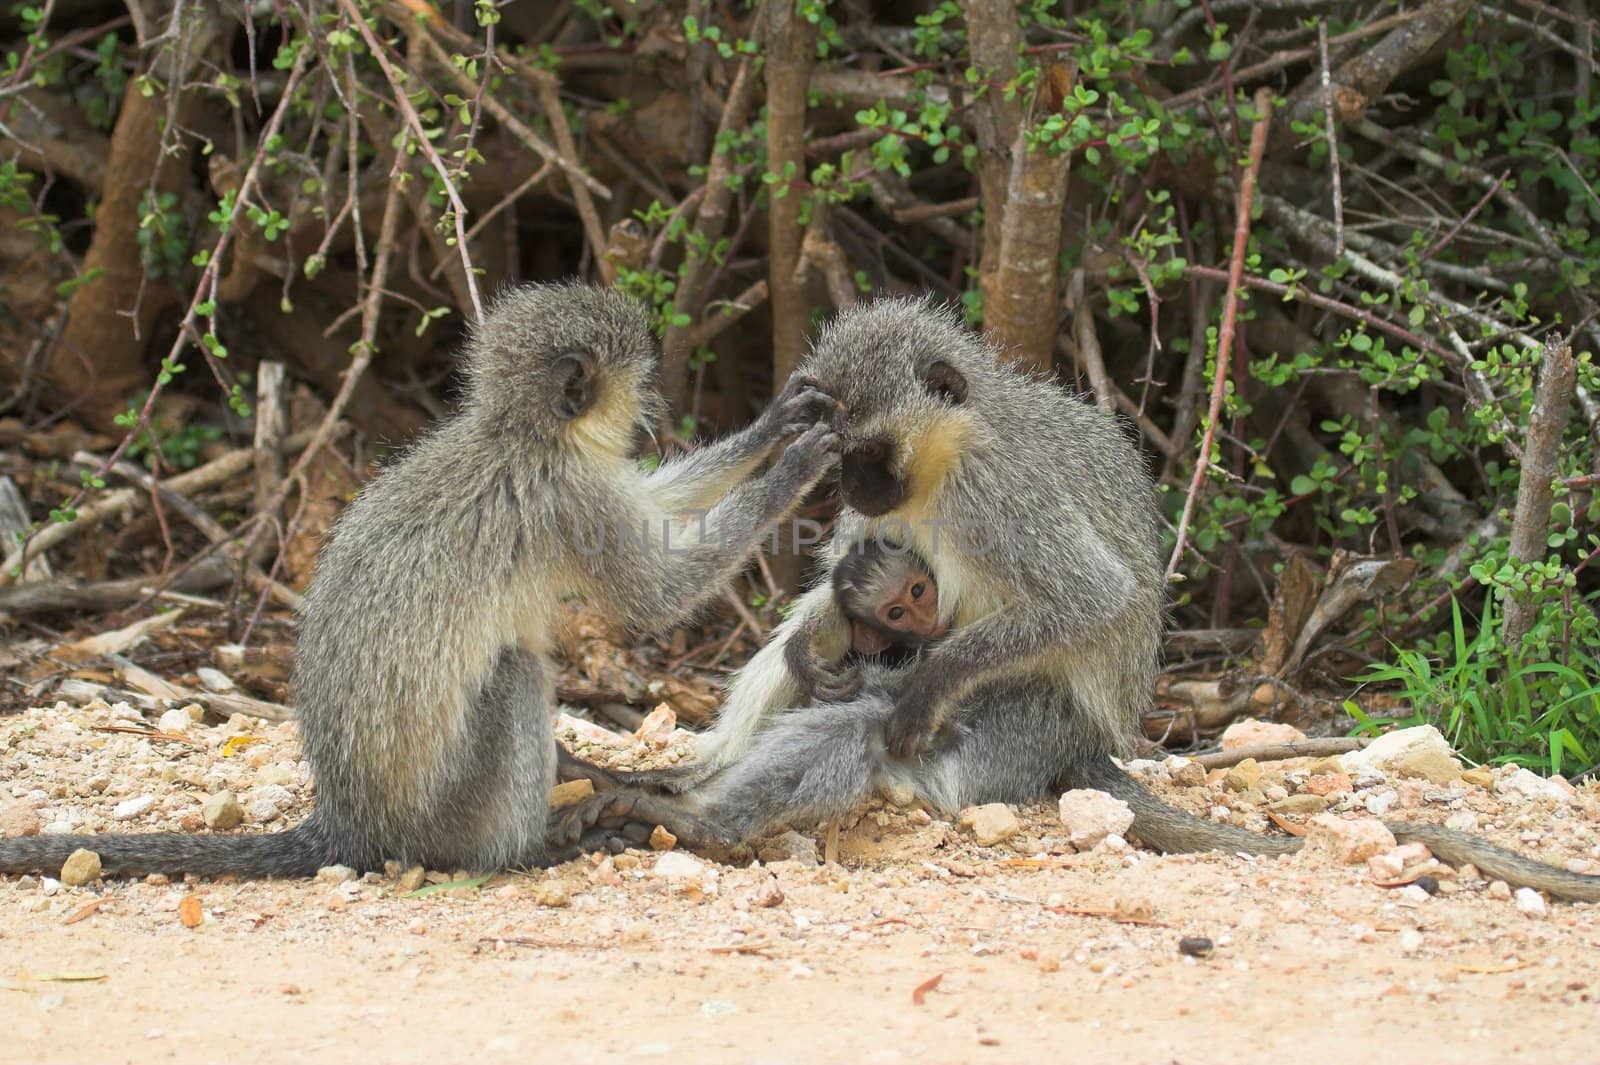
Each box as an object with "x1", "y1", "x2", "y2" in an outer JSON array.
[
  {"x1": 1386, "y1": 822, "x2": 1600, "y2": 902},
  {"x1": 0, "y1": 818, "x2": 332, "y2": 880},
  {"x1": 1062, "y1": 756, "x2": 1301, "y2": 857}
]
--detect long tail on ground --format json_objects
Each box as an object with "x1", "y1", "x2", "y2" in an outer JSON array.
[
  {"x1": 1387, "y1": 822, "x2": 1600, "y2": 902},
  {"x1": 1064, "y1": 755, "x2": 1301, "y2": 857},
  {"x1": 0, "y1": 820, "x2": 330, "y2": 879}
]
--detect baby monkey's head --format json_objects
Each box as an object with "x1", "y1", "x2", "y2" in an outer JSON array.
[
  {"x1": 832, "y1": 538, "x2": 946, "y2": 656},
  {"x1": 462, "y1": 282, "x2": 661, "y2": 451}
]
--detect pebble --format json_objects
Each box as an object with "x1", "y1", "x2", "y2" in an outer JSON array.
[
  {"x1": 315, "y1": 864, "x2": 358, "y2": 885},
  {"x1": 1223, "y1": 759, "x2": 1262, "y2": 792},
  {"x1": 1393, "y1": 748, "x2": 1462, "y2": 785},
  {"x1": 635, "y1": 704, "x2": 677, "y2": 748},
  {"x1": 1497, "y1": 768, "x2": 1575, "y2": 805},
  {"x1": 113, "y1": 795, "x2": 157, "y2": 821},
  {"x1": 548, "y1": 780, "x2": 595, "y2": 808},
  {"x1": 1219, "y1": 719, "x2": 1306, "y2": 749},
  {"x1": 248, "y1": 785, "x2": 295, "y2": 821},
  {"x1": 1459, "y1": 766, "x2": 1494, "y2": 788},
  {"x1": 202, "y1": 791, "x2": 244, "y2": 830},
  {"x1": 1399, "y1": 928, "x2": 1424, "y2": 954},
  {"x1": 1165, "y1": 757, "x2": 1206, "y2": 788},
  {"x1": 649, "y1": 825, "x2": 677, "y2": 851},
  {"x1": 756, "y1": 831, "x2": 819, "y2": 865},
  {"x1": 1263, "y1": 785, "x2": 1290, "y2": 803},
  {"x1": 1364, "y1": 790, "x2": 1398, "y2": 817},
  {"x1": 1305, "y1": 814, "x2": 1396, "y2": 864},
  {"x1": 0, "y1": 800, "x2": 41, "y2": 839},
  {"x1": 1302, "y1": 772, "x2": 1352, "y2": 797},
  {"x1": 1056, "y1": 790, "x2": 1133, "y2": 850},
  {"x1": 1514, "y1": 887, "x2": 1547, "y2": 918},
  {"x1": 959, "y1": 803, "x2": 1023, "y2": 846},
  {"x1": 396, "y1": 866, "x2": 426, "y2": 893},
  {"x1": 1444, "y1": 810, "x2": 1478, "y2": 832},
  {"x1": 196, "y1": 667, "x2": 236, "y2": 692},
  {"x1": 1488, "y1": 880, "x2": 1512, "y2": 900},
  {"x1": 1268, "y1": 794, "x2": 1328, "y2": 816},
  {"x1": 1397, "y1": 884, "x2": 1432, "y2": 905},
  {"x1": 534, "y1": 882, "x2": 572, "y2": 908},
  {"x1": 651, "y1": 851, "x2": 711, "y2": 881},
  {"x1": 1177, "y1": 936, "x2": 1214, "y2": 958},
  {"x1": 255, "y1": 764, "x2": 295, "y2": 787},
  {"x1": 157, "y1": 708, "x2": 194, "y2": 734},
  {"x1": 751, "y1": 879, "x2": 785, "y2": 908},
  {"x1": 1339, "y1": 725, "x2": 1454, "y2": 776},
  {"x1": 59, "y1": 848, "x2": 102, "y2": 886}
]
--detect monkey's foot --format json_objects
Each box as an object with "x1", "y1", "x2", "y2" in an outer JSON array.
[
  {"x1": 548, "y1": 789, "x2": 736, "y2": 851},
  {"x1": 616, "y1": 763, "x2": 712, "y2": 795}
]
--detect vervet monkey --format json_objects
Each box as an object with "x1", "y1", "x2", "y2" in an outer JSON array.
[{"x1": 0, "y1": 283, "x2": 839, "y2": 879}]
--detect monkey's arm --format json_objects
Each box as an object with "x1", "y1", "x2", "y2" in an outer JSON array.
[
  {"x1": 645, "y1": 378, "x2": 835, "y2": 515},
  {"x1": 783, "y1": 605, "x2": 863, "y2": 702},
  {"x1": 602, "y1": 421, "x2": 838, "y2": 634},
  {"x1": 883, "y1": 529, "x2": 1139, "y2": 758}
]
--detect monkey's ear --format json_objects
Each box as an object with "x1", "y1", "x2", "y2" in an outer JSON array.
[
  {"x1": 551, "y1": 352, "x2": 596, "y2": 420},
  {"x1": 921, "y1": 360, "x2": 968, "y2": 405}
]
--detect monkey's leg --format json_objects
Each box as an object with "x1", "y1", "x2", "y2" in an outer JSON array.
[
  {"x1": 546, "y1": 788, "x2": 736, "y2": 851},
  {"x1": 557, "y1": 743, "x2": 622, "y2": 789}
]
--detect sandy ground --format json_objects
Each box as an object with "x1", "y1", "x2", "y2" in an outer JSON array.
[{"x1": 4, "y1": 699, "x2": 1600, "y2": 1065}]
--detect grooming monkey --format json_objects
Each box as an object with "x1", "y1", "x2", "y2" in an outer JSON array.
[
  {"x1": 0, "y1": 283, "x2": 839, "y2": 880},
  {"x1": 632, "y1": 297, "x2": 1600, "y2": 902}
]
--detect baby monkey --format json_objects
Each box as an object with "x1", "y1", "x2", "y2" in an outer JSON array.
[{"x1": 831, "y1": 539, "x2": 947, "y2": 657}]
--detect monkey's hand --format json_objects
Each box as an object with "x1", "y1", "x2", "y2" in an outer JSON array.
[
  {"x1": 785, "y1": 634, "x2": 863, "y2": 703},
  {"x1": 882, "y1": 670, "x2": 945, "y2": 759},
  {"x1": 773, "y1": 420, "x2": 842, "y2": 480},
  {"x1": 767, "y1": 374, "x2": 842, "y2": 438}
]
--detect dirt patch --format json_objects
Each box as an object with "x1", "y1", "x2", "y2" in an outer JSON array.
[{"x1": 3, "y1": 699, "x2": 1599, "y2": 1064}]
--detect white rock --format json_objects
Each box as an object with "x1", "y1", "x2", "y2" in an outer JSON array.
[
  {"x1": 1123, "y1": 759, "x2": 1165, "y2": 780},
  {"x1": 202, "y1": 791, "x2": 243, "y2": 830},
  {"x1": 1398, "y1": 928, "x2": 1424, "y2": 954},
  {"x1": 1057, "y1": 790, "x2": 1134, "y2": 851},
  {"x1": 0, "y1": 800, "x2": 41, "y2": 839},
  {"x1": 1398, "y1": 884, "x2": 1432, "y2": 905},
  {"x1": 1514, "y1": 887, "x2": 1547, "y2": 918},
  {"x1": 1497, "y1": 768, "x2": 1574, "y2": 805},
  {"x1": 651, "y1": 851, "x2": 712, "y2": 880},
  {"x1": 112, "y1": 795, "x2": 156, "y2": 821},
  {"x1": 1339, "y1": 725, "x2": 1454, "y2": 776},
  {"x1": 1304, "y1": 815, "x2": 1395, "y2": 864},
  {"x1": 196, "y1": 667, "x2": 236, "y2": 692},
  {"x1": 1445, "y1": 810, "x2": 1478, "y2": 832},
  {"x1": 1164, "y1": 756, "x2": 1206, "y2": 788},
  {"x1": 157, "y1": 708, "x2": 193, "y2": 734},
  {"x1": 1364, "y1": 790, "x2": 1397, "y2": 817},
  {"x1": 635, "y1": 704, "x2": 678, "y2": 748}
]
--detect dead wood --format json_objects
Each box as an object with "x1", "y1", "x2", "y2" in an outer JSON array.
[
  {"x1": 1503, "y1": 335, "x2": 1577, "y2": 648},
  {"x1": 1191, "y1": 738, "x2": 1367, "y2": 770},
  {"x1": 0, "y1": 555, "x2": 233, "y2": 617}
]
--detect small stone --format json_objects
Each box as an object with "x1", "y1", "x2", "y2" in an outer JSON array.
[
  {"x1": 59, "y1": 848, "x2": 102, "y2": 886},
  {"x1": 612, "y1": 854, "x2": 641, "y2": 871},
  {"x1": 1223, "y1": 759, "x2": 1261, "y2": 792},
  {"x1": 1220, "y1": 719, "x2": 1306, "y2": 750},
  {"x1": 396, "y1": 866, "x2": 426, "y2": 893},
  {"x1": 756, "y1": 830, "x2": 820, "y2": 865},
  {"x1": 1177, "y1": 936, "x2": 1214, "y2": 958},
  {"x1": 157, "y1": 708, "x2": 193, "y2": 734},
  {"x1": 1460, "y1": 767, "x2": 1494, "y2": 788},
  {"x1": 196, "y1": 667, "x2": 236, "y2": 692},
  {"x1": 1487, "y1": 880, "x2": 1512, "y2": 900},
  {"x1": 1444, "y1": 810, "x2": 1478, "y2": 833},
  {"x1": 1302, "y1": 772, "x2": 1352, "y2": 797},
  {"x1": 1364, "y1": 790, "x2": 1398, "y2": 817},
  {"x1": 959, "y1": 803, "x2": 1023, "y2": 846},
  {"x1": 201, "y1": 791, "x2": 243, "y2": 831},
  {"x1": 1497, "y1": 768, "x2": 1575, "y2": 805},
  {"x1": 1398, "y1": 928, "x2": 1424, "y2": 954},
  {"x1": 1165, "y1": 757, "x2": 1206, "y2": 788},
  {"x1": 248, "y1": 784, "x2": 294, "y2": 822},
  {"x1": 113, "y1": 795, "x2": 156, "y2": 821},
  {"x1": 1413, "y1": 875, "x2": 1440, "y2": 895},
  {"x1": 315, "y1": 864, "x2": 357, "y2": 885},
  {"x1": 1393, "y1": 749, "x2": 1462, "y2": 785},
  {"x1": 0, "y1": 800, "x2": 41, "y2": 839},
  {"x1": 651, "y1": 851, "x2": 711, "y2": 880},
  {"x1": 751, "y1": 880, "x2": 785, "y2": 908},
  {"x1": 1268, "y1": 794, "x2": 1328, "y2": 817},
  {"x1": 534, "y1": 882, "x2": 571, "y2": 908},
  {"x1": 255, "y1": 764, "x2": 294, "y2": 787},
  {"x1": 1305, "y1": 815, "x2": 1396, "y2": 864},
  {"x1": 1339, "y1": 725, "x2": 1454, "y2": 777},
  {"x1": 635, "y1": 704, "x2": 677, "y2": 747},
  {"x1": 649, "y1": 824, "x2": 677, "y2": 851},
  {"x1": 1264, "y1": 785, "x2": 1290, "y2": 803},
  {"x1": 1514, "y1": 887, "x2": 1547, "y2": 917},
  {"x1": 1397, "y1": 884, "x2": 1431, "y2": 905},
  {"x1": 1056, "y1": 790, "x2": 1134, "y2": 851},
  {"x1": 548, "y1": 779, "x2": 595, "y2": 809}
]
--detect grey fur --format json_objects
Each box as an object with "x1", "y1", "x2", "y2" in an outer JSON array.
[
  {"x1": 0, "y1": 282, "x2": 838, "y2": 880},
  {"x1": 646, "y1": 297, "x2": 1600, "y2": 903}
]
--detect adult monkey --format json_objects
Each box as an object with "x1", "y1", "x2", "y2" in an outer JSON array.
[
  {"x1": 631, "y1": 298, "x2": 1600, "y2": 903},
  {"x1": 0, "y1": 283, "x2": 839, "y2": 880}
]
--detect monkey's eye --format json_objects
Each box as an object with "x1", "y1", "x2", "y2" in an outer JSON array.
[
  {"x1": 887, "y1": 606, "x2": 905, "y2": 621},
  {"x1": 910, "y1": 583, "x2": 925, "y2": 599}
]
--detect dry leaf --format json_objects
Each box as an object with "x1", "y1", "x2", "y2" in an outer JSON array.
[
  {"x1": 221, "y1": 735, "x2": 263, "y2": 758},
  {"x1": 912, "y1": 972, "x2": 943, "y2": 1005},
  {"x1": 61, "y1": 898, "x2": 110, "y2": 925},
  {"x1": 178, "y1": 894, "x2": 203, "y2": 929}
]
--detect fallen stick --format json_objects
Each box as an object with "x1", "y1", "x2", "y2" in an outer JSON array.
[{"x1": 1190, "y1": 737, "x2": 1367, "y2": 770}]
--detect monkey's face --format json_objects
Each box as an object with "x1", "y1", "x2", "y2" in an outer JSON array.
[{"x1": 800, "y1": 298, "x2": 986, "y2": 515}]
